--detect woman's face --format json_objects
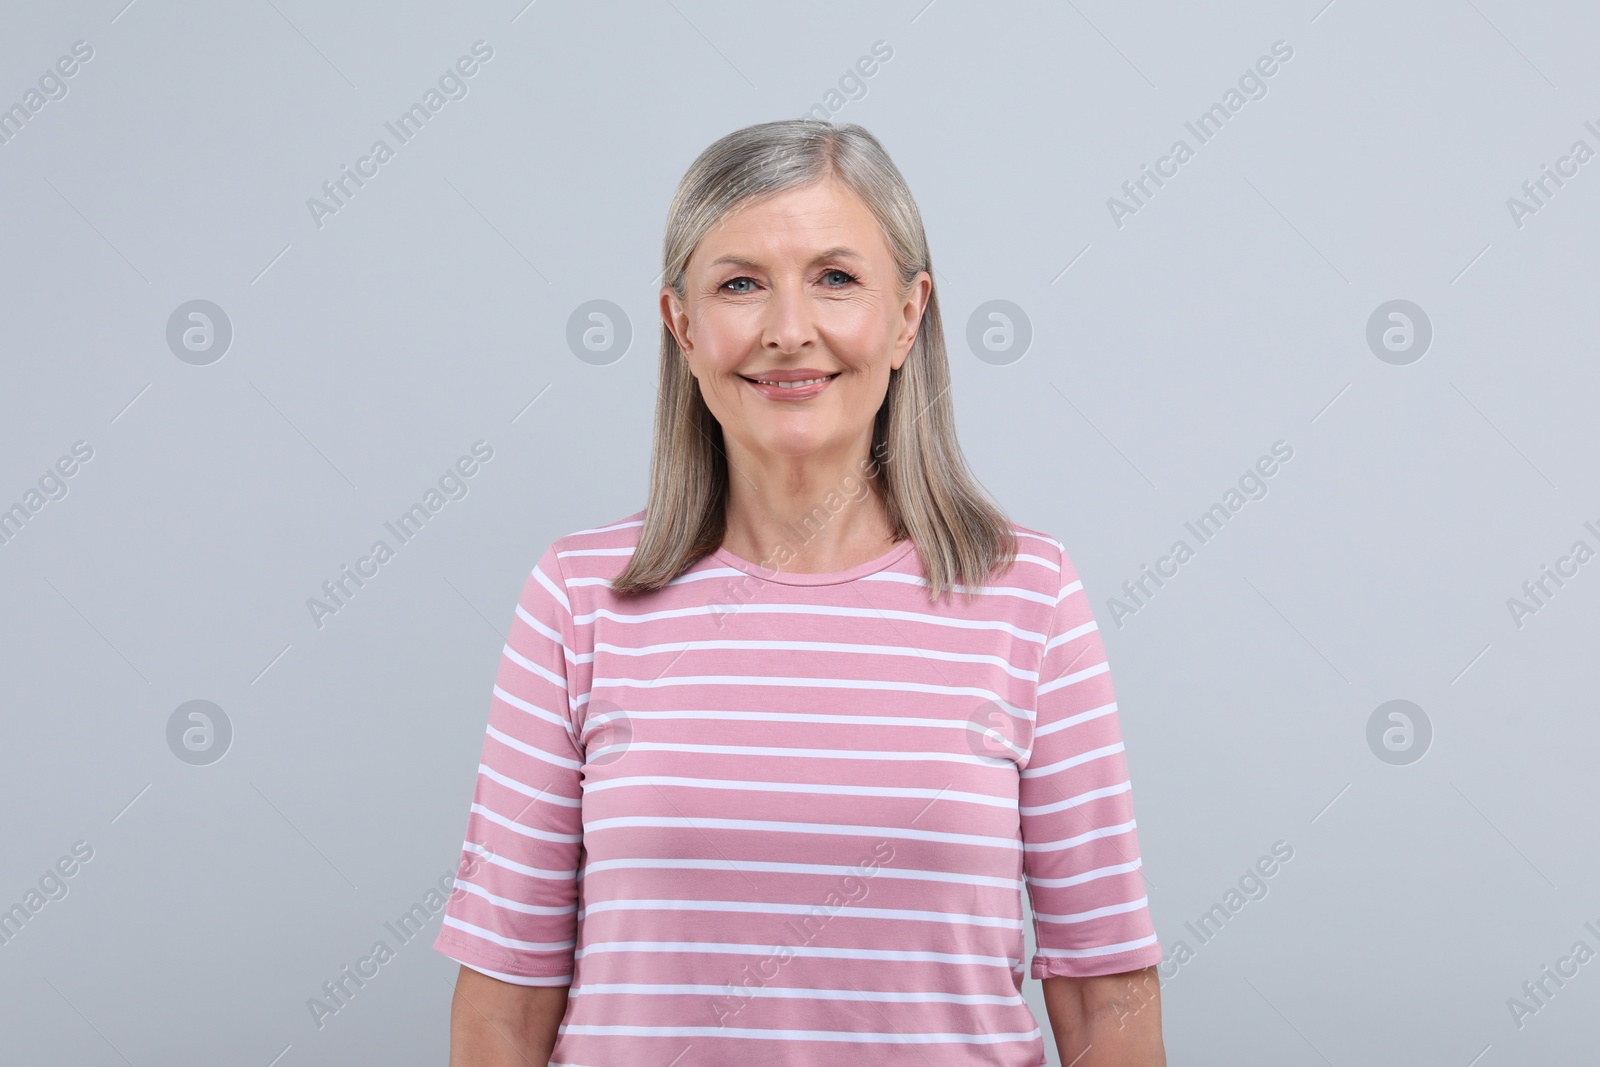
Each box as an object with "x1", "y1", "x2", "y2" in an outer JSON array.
[{"x1": 662, "y1": 175, "x2": 931, "y2": 471}]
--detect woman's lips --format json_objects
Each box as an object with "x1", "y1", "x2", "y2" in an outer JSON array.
[{"x1": 740, "y1": 371, "x2": 840, "y2": 400}]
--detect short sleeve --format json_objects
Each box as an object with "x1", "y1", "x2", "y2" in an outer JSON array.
[
  {"x1": 432, "y1": 543, "x2": 585, "y2": 986},
  {"x1": 1020, "y1": 541, "x2": 1163, "y2": 980}
]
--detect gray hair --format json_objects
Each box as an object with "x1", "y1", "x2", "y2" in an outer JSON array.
[{"x1": 610, "y1": 118, "x2": 1016, "y2": 602}]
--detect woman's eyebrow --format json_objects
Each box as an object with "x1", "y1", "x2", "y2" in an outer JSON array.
[{"x1": 708, "y1": 246, "x2": 864, "y2": 271}]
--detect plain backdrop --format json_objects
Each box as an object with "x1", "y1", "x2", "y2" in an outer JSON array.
[{"x1": 2, "y1": 1, "x2": 1597, "y2": 1064}]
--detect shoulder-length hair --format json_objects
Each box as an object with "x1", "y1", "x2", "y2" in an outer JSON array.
[{"x1": 610, "y1": 118, "x2": 1017, "y2": 604}]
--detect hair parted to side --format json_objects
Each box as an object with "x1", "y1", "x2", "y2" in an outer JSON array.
[{"x1": 609, "y1": 117, "x2": 1017, "y2": 603}]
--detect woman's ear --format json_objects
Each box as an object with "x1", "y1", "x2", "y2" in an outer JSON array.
[
  {"x1": 660, "y1": 285, "x2": 692, "y2": 354},
  {"x1": 894, "y1": 271, "x2": 931, "y2": 362}
]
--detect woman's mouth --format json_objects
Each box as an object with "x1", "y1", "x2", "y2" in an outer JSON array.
[{"x1": 740, "y1": 371, "x2": 841, "y2": 400}]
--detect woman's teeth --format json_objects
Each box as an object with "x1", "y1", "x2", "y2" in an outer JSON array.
[{"x1": 750, "y1": 374, "x2": 837, "y2": 388}]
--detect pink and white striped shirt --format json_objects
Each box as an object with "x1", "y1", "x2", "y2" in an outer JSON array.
[{"x1": 433, "y1": 509, "x2": 1162, "y2": 1065}]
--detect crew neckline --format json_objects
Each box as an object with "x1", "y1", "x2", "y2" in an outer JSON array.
[{"x1": 711, "y1": 538, "x2": 916, "y2": 586}]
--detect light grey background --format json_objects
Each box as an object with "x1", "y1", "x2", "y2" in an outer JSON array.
[{"x1": 2, "y1": 1, "x2": 1597, "y2": 1064}]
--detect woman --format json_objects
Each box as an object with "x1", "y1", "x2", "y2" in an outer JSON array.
[{"x1": 435, "y1": 118, "x2": 1167, "y2": 1066}]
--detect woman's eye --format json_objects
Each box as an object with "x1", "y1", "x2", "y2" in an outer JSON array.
[{"x1": 718, "y1": 271, "x2": 854, "y2": 292}]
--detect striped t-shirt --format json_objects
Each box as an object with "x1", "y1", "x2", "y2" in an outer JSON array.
[{"x1": 433, "y1": 509, "x2": 1162, "y2": 1065}]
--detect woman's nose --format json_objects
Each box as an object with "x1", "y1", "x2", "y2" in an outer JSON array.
[{"x1": 760, "y1": 279, "x2": 816, "y2": 351}]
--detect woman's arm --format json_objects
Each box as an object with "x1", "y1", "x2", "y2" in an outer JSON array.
[
  {"x1": 1041, "y1": 966, "x2": 1166, "y2": 1066},
  {"x1": 434, "y1": 541, "x2": 587, "y2": 1062},
  {"x1": 447, "y1": 965, "x2": 569, "y2": 1067}
]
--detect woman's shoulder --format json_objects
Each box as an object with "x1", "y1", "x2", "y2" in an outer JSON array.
[
  {"x1": 541, "y1": 508, "x2": 646, "y2": 581},
  {"x1": 549, "y1": 508, "x2": 645, "y2": 551},
  {"x1": 998, "y1": 524, "x2": 1113, "y2": 607},
  {"x1": 1000, "y1": 521, "x2": 1086, "y2": 597},
  {"x1": 544, "y1": 508, "x2": 643, "y2": 563}
]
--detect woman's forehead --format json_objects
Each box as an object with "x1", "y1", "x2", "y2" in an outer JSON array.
[{"x1": 694, "y1": 190, "x2": 887, "y2": 268}]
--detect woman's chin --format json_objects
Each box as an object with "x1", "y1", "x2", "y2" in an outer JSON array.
[{"x1": 740, "y1": 431, "x2": 848, "y2": 463}]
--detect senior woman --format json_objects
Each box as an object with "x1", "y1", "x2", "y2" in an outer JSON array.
[{"x1": 434, "y1": 118, "x2": 1167, "y2": 1066}]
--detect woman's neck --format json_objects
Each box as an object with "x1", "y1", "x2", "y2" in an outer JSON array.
[{"x1": 720, "y1": 476, "x2": 897, "y2": 575}]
